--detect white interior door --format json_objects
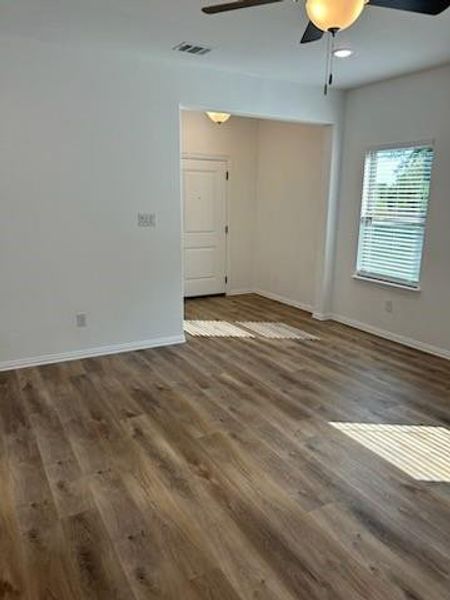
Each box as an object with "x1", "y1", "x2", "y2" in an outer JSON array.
[{"x1": 182, "y1": 158, "x2": 227, "y2": 297}]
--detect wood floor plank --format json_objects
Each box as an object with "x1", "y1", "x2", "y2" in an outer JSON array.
[
  {"x1": 62, "y1": 508, "x2": 137, "y2": 599},
  {"x1": 0, "y1": 419, "x2": 27, "y2": 600}
]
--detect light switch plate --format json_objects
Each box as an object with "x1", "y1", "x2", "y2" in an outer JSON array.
[{"x1": 138, "y1": 213, "x2": 156, "y2": 227}]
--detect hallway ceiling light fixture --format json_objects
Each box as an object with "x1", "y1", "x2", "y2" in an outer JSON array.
[{"x1": 206, "y1": 111, "x2": 232, "y2": 124}]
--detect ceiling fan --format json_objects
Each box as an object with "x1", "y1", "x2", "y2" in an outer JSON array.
[{"x1": 202, "y1": 0, "x2": 450, "y2": 44}]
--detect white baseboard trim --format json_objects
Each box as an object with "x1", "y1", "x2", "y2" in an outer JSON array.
[
  {"x1": 0, "y1": 334, "x2": 186, "y2": 373},
  {"x1": 312, "y1": 312, "x2": 333, "y2": 321},
  {"x1": 250, "y1": 290, "x2": 449, "y2": 360},
  {"x1": 330, "y1": 314, "x2": 450, "y2": 361},
  {"x1": 226, "y1": 289, "x2": 254, "y2": 296},
  {"x1": 254, "y1": 289, "x2": 313, "y2": 314}
]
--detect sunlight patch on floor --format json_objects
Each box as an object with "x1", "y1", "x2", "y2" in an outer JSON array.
[
  {"x1": 184, "y1": 320, "x2": 320, "y2": 340},
  {"x1": 183, "y1": 320, "x2": 254, "y2": 338},
  {"x1": 330, "y1": 422, "x2": 450, "y2": 482},
  {"x1": 238, "y1": 321, "x2": 319, "y2": 340}
]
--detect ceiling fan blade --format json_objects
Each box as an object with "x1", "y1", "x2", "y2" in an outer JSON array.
[
  {"x1": 202, "y1": 0, "x2": 283, "y2": 15},
  {"x1": 300, "y1": 21, "x2": 324, "y2": 44},
  {"x1": 369, "y1": 0, "x2": 450, "y2": 15}
]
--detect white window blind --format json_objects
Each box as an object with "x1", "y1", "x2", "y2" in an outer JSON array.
[{"x1": 356, "y1": 144, "x2": 434, "y2": 288}]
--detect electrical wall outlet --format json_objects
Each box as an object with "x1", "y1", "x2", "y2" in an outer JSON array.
[
  {"x1": 137, "y1": 212, "x2": 156, "y2": 227},
  {"x1": 76, "y1": 313, "x2": 87, "y2": 328},
  {"x1": 384, "y1": 300, "x2": 393, "y2": 314}
]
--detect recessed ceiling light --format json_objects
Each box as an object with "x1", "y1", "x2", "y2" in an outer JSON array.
[{"x1": 333, "y1": 48, "x2": 354, "y2": 59}]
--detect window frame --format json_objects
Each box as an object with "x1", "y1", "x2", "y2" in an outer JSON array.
[{"x1": 354, "y1": 140, "x2": 435, "y2": 292}]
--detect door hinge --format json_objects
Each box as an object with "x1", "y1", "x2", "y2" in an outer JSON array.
[
  {"x1": 226, "y1": 171, "x2": 229, "y2": 181},
  {"x1": 225, "y1": 275, "x2": 228, "y2": 284},
  {"x1": 225, "y1": 225, "x2": 229, "y2": 235}
]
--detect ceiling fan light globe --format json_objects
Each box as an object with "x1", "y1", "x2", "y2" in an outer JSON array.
[{"x1": 306, "y1": 0, "x2": 366, "y2": 32}]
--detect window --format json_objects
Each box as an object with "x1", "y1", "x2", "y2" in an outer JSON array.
[{"x1": 356, "y1": 144, "x2": 434, "y2": 289}]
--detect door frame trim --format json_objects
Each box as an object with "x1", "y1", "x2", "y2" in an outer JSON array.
[{"x1": 181, "y1": 153, "x2": 230, "y2": 296}]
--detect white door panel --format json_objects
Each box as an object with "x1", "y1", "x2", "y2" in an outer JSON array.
[
  {"x1": 184, "y1": 247, "x2": 216, "y2": 279},
  {"x1": 184, "y1": 172, "x2": 216, "y2": 232},
  {"x1": 182, "y1": 158, "x2": 227, "y2": 297}
]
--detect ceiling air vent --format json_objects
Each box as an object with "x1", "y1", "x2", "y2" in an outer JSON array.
[{"x1": 173, "y1": 42, "x2": 212, "y2": 56}]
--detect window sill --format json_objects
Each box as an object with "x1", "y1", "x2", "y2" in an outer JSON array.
[{"x1": 352, "y1": 274, "x2": 421, "y2": 292}]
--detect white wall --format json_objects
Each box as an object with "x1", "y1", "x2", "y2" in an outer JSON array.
[
  {"x1": 333, "y1": 64, "x2": 450, "y2": 356},
  {"x1": 181, "y1": 111, "x2": 258, "y2": 293},
  {"x1": 254, "y1": 120, "x2": 329, "y2": 310},
  {"x1": 0, "y1": 35, "x2": 344, "y2": 368}
]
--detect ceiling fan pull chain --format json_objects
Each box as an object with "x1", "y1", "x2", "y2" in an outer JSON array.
[
  {"x1": 329, "y1": 31, "x2": 335, "y2": 86},
  {"x1": 324, "y1": 32, "x2": 330, "y2": 95},
  {"x1": 324, "y1": 29, "x2": 337, "y2": 95}
]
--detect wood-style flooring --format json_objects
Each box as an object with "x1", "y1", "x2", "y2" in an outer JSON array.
[{"x1": 1, "y1": 294, "x2": 449, "y2": 599}]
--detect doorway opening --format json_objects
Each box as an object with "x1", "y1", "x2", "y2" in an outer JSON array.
[{"x1": 180, "y1": 108, "x2": 332, "y2": 329}]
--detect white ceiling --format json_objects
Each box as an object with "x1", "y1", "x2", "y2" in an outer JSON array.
[{"x1": 0, "y1": 0, "x2": 449, "y2": 88}]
